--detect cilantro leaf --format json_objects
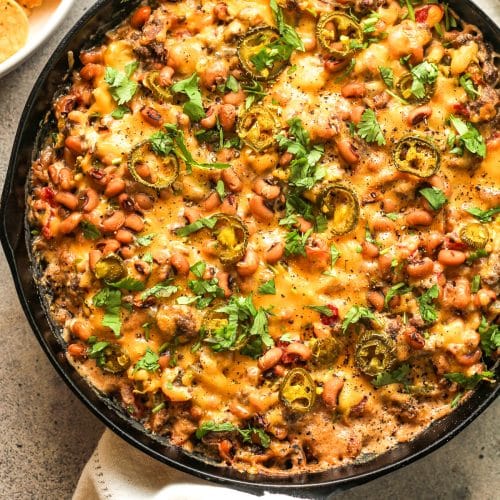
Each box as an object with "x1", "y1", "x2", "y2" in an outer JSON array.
[
  {"x1": 104, "y1": 64, "x2": 139, "y2": 105},
  {"x1": 356, "y1": 109, "x2": 386, "y2": 146},
  {"x1": 190, "y1": 261, "x2": 206, "y2": 279},
  {"x1": 135, "y1": 233, "x2": 155, "y2": 247},
  {"x1": 241, "y1": 80, "x2": 266, "y2": 110},
  {"x1": 385, "y1": 283, "x2": 412, "y2": 307},
  {"x1": 133, "y1": 347, "x2": 160, "y2": 373},
  {"x1": 419, "y1": 187, "x2": 448, "y2": 210},
  {"x1": 417, "y1": 285, "x2": 439, "y2": 324},
  {"x1": 449, "y1": 115, "x2": 486, "y2": 158},
  {"x1": 80, "y1": 220, "x2": 102, "y2": 240},
  {"x1": 111, "y1": 105, "x2": 130, "y2": 119},
  {"x1": 195, "y1": 421, "x2": 237, "y2": 439},
  {"x1": 171, "y1": 73, "x2": 206, "y2": 121},
  {"x1": 466, "y1": 206, "x2": 500, "y2": 223},
  {"x1": 459, "y1": 74, "x2": 479, "y2": 100},
  {"x1": 238, "y1": 427, "x2": 271, "y2": 448},
  {"x1": 258, "y1": 279, "x2": 276, "y2": 295},
  {"x1": 107, "y1": 276, "x2": 146, "y2": 291},
  {"x1": 471, "y1": 275, "x2": 481, "y2": 294},
  {"x1": 307, "y1": 305, "x2": 334, "y2": 316},
  {"x1": 341, "y1": 305, "x2": 376, "y2": 334},
  {"x1": 372, "y1": 364, "x2": 411, "y2": 388},
  {"x1": 466, "y1": 249, "x2": 489, "y2": 265},
  {"x1": 444, "y1": 371, "x2": 495, "y2": 390},
  {"x1": 150, "y1": 130, "x2": 175, "y2": 157},
  {"x1": 284, "y1": 229, "x2": 312, "y2": 257},
  {"x1": 270, "y1": 0, "x2": 304, "y2": 51},
  {"x1": 410, "y1": 61, "x2": 438, "y2": 100},
  {"x1": 93, "y1": 288, "x2": 122, "y2": 336},
  {"x1": 175, "y1": 215, "x2": 218, "y2": 237},
  {"x1": 379, "y1": 66, "x2": 394, "y2": 88},
  {"x1": 141, "y1": 281, "x2": 179, "y2": 300},
  {"x1": 478, "y1": 316, "x2": 500, "y2": 357}
]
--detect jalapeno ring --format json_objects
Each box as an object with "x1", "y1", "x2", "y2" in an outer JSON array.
[
  {"x1": 211, "y1": 214, "x2": 249, "y2": 265},
  {"x1": 316, "y1": 13, "x2": 362, "y2": 59},
  {"x1": 101, "y1": 344, "x2": 131, "y2": 373},
  {"x1": 94, "y1": 253, "x2": 127, "y2": 283},
  {"x1": 237, "y1": 105, "x2": 279, "y2": 152},
  {"x1": 238, "y1": 26, "x2": 288, "y2": 81},
  {"x1": 396, "y1": 72, "x2": 436, "y2": 104},
  {"x1": 310, "y1": 337, "x2": 340, "y2": 367},
  {"x1": 279, "y1": 367, "x2": 316, "y2": 413},
  {"x1": 143, "y1": 71, "x2": 172, "y2": 102},
  {"x1": 317, "y1": 183, "x2": 360, "y2": 235},
  {"x1": 355, "y1": 331, "x2": 397, "y2": 377},
  {"x1": 128, "y1": 140, "x2": 179, "y2": 189},
  {"x1": 393, "y1": 136, "x2": 440, "y2": 178},
  {"x1": 460, "y1": 223, "x2": 489, "y2": 249}
]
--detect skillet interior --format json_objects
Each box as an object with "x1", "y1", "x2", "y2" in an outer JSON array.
[{"x1": 1, "y1": 0, "x2": 498, "y2": 496}]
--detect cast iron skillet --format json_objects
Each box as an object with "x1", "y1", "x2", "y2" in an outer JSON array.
[{"x1": 1, "y1": 0, "x2": 498, "y2": 497}]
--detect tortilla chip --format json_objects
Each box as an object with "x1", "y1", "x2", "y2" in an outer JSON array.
[{"x1": 0, "y1": 0, "x2": 29, "y2": 63}]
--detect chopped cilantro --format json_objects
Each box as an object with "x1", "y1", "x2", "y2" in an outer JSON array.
[
  {"x1": 449, "y1": 115, "x2": 486, "y2": 158},
  {"x1": 133, "y1": 347, "x2": 160, "y2": 373},
  {"x1": 258, "y1": 279, "x2": 276, "y2": 295},
  {"x1": 379, "y1": 66, "x2": 394, "y2": 88},
  {"x1": 93, "y1": 288, "x2": 122, "y2": 336},
  {"x1": 459, "y1": 74, "x2": 479, "y2": 100},
  {"x1": 80, "y1": 220, "x2": 102, "y2": 240},
  {"x1": 372, "y1": 364, "x2": 411, "y2": 388},
  {"x1": 471, "y1": 275, "x2": 481, "y2": 294},
  {"x1": 356, "y1": 109, "x2": 386, "y2": 146},
  {"x1": 444, "y1": 371, "x2": 495, "y2": 390},
  {"x1": 341, "y1": 305, "x2": 376, "y2": 334},
  {"x1": 410, "y1": 61, "x2": 439, "y2": 100},
  {"x1": 419, "y1": 187, "x2": 447, "y2": 210},
  {"x1": 306, "y1": 305, "x2": 334, "y2": 316},
  {"x1": 135, "y1": 233, "x2": 156, "y2": 247},
  {"x1": 385, "y1": 283, "x2": 412, "y2": 307},
  {"x1": 466, "y1": 206, "x2": 500, "y2": 223},
  {"x1": 111, "y1": 105, "x2": 130, "y2": 119},
  {"x1": 141, "y1": 280, "x2": 179, "y2": 300},
  {"x1": 104, "y1": 62, "x2": 139, "y2": 105},
  {"x1": 175, "y1": 215, "x2": 218, "y2": 237},
  {"x1": 107, "y1": 276, "x2": 146, "y2": 291},
  {"x1": 241, "y1": 80, "x2": 266, "y2": 110},
  {"x1": 171, "y1": 73, "x2": 206, "y2": 121},
  {"x1": 284, "y1": 229, "x2": 312, "y2": 257},
  {"x1": 478, "y1": 316, "x2": 500, "y2": 357},
  {"x1": 466, "y1": 249, "x2": 489, "y2": 265},
  {"x1": 417, "y1": 285, "x2": 439, "y2": 324}
]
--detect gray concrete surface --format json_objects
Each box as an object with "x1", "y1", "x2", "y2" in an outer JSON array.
[{"x1": 0, "y1": 1, "x2": 498, "y2": 499}]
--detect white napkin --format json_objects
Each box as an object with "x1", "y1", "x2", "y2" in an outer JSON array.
[{"x1": 73, "y1": 1, "x2": 499, "y2": 499}]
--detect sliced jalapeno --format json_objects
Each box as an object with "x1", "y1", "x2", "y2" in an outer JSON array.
[
  {"x1": 211, "y1": 214, "x2": 249, "y2": 265},
  {"x1": 237, "y1": 105, "x2": 279, "y2": 151},
  {"x1": 128, "y1": 141, "x2": 179, "y2": 189},
  {"x1": 310, "y1": 337, "x2": 340, "y2": 367},
  {"x1": 101, "y1": 344, "x2": 131, "y2": 373},
  {"x1": 316, "y1": 13, "x2": 362, "y2": 58},
  {"x1": 317, "y1": 183, "x2": 359, "y2": 235},
  {"x1": 143, "y1": 71, "x2": 172, "y2": 102},
  {"x1": 460, "y1": 223, "x2": 489, "y2": 249},
  {"x1": 393, "y1": 136, "x2": 440, "y2": 178},
  {"x1": 94, "y1": 254, "x2": 127, "y2": 283},
  {"x1": 355, "y1": 331, "x2": 397, "y2": 377},
  {"x1": 238, "y1": 27, "x2": 287, "y2": 81},
  {"x1": 280, "y1": 367, "x2": 316, "y2": 413},
  {"x1": 396, "y1": 72, "x2": 435, "y2": 103}
]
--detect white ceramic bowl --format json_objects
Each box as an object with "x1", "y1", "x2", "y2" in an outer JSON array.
[{"x1": 0, "y1": 0, "x2": 75, "y2": 78}]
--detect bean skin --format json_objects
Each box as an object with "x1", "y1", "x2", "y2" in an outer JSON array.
[
  {"x1": 424, "y1": 231, "x2": 444, "y2": 253},
  {"x1": 350, "y1": 105, "x2": 365, "y2": 124},
  {"x1": 141, "y1": 106, "x2": 163, "y2": 127},
  {"x1": 58, "y1": 168, "x2": 75, "y2": 191},
  {"x1": 218, "y1": 104, "x2": 236, "y2": 131},
  {"x1": 249, "y1": 195, "x2": 274, "y2": 222},
  {"x1": 221, "y1": 168, "x2": 242, "y2": 192},
  {"x1": 361, "y1": 241, "x2": 379, "y2": 259},
  {"x1": 404, "y1": 327, "x2": 425, "y2": 350},
  {"x1": 68, "y1": 343, "x2": 86, "y2": 357},
  {"x1": 130, "y1": 5, "x2": 151, "y2": 28},
  {"x1": 124, "y1": 213, "x2": 144, "y2": 232},
  {"x1": 438, "y1": 249, "x2": 466, "y2": 266},
  {"x1": 171, "y1": 253, "x2": 190, "y2": 276},
  {"x1": 214, "y1": 2, "x2": 230, "y2": 21},
  {"x1": 116, "y1": 229, "x2": 134, "y2": 244},
  {"x1": 70, "y1": 320, "x2": 92, "y2": 341},
  {"x1": 341, "y1": 82, "x2": 366, "y2": 98},
  {"x1": 337, "y1": 139, "x2": 360, "y2": 165},
  {"x1": 258, "y1": 347, "x2": 283, "y2": 371},
  {"x1": 101, "y1": 211, "x2": 126, "y2": 233},
  {"x1": 59, "y1": 213, "x2": 82, "y2": 234},
  {"x1": 236, "y1": 248, "x2": 259, "y2": 276},
  {"x1": 455, "y1": 349, "x2": 482, "y2": 367},
  {"x1": 202, "y1": 192, "x2": 221, "y2": 211},
  {"x1": 80, "y1": 63, "x2": 103, "y2": 81},
  {"x1": 79, "y1": 47, "x2": 104, "y2": 65},
  {"x1": 222, "y1": 90, "x2": 245, "y2": 106},
  {"x1": 104, "y1": 178, "x2": 126, "y2": 198},
  {"x1": 265, "y1": 241, "x2": 284, "y2": 264},
  {"x1": 322, "y1": 376, "x2": 344, "y2": 410},
  {"x1": 200, "y1": 105, "x2": 218, "y2": 129},
  {"x1": 119, "y1": 245, "x2": 134, "y2": 259},
  {"x1": 405, "y1": 209, "x2": 433, "y2": 227},
  {"x1": 370, "y1": 215, "x2": 395, "y2": 232},
  {"x1": 134, "y1": 193, "x2": 154, "y2": 210},
  {"x1": 184, "y1": 206, "x2": 201, "y2": 223},
  {"x1": 101, "y1": 239, "x2": 121, "y2": 255},
  {"x1": 253, "y1": 178, "x2": 280, "y2": 200},
  {"x1": 89, "y1": 249, "x2": 102, "y2": 271},
  {"x1": 220, "y1": 195, "x2": 237, "y2": 215},
  {"x1": 407, "y1": 257, "x2": 434, "y2": 278},
  {"x1": 284, "y1": 342, "x2": 312, "y2": 361},
  {"x1": 367, "y1": 290, "x2": 384, "y2": 311},
  {"x1": 54, "y1": 191, "x2": 79, "y2": 210},
  {"x1": 65, "y1": 135, "x2": 84, "y2": 155},
  {"x1": 407, "y1": 105, "x2": 432, "y2": 126},
  {"x1": 216, "y1": 271, "x2": 231, "y2": 297}
]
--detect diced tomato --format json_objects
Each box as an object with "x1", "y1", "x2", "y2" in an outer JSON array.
[
  {"x1": 41, "y1": 187, "x2": 58, "y2": 207},
  {"x1": 415, "y1": 6, "x2": 430, "y2": 23},
  {"x1": 321, "y1": 304, "x2": 339, "y2": 326},
  {"x1": 453, "y1": 103, "x2": 470, "y2": 119}
]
